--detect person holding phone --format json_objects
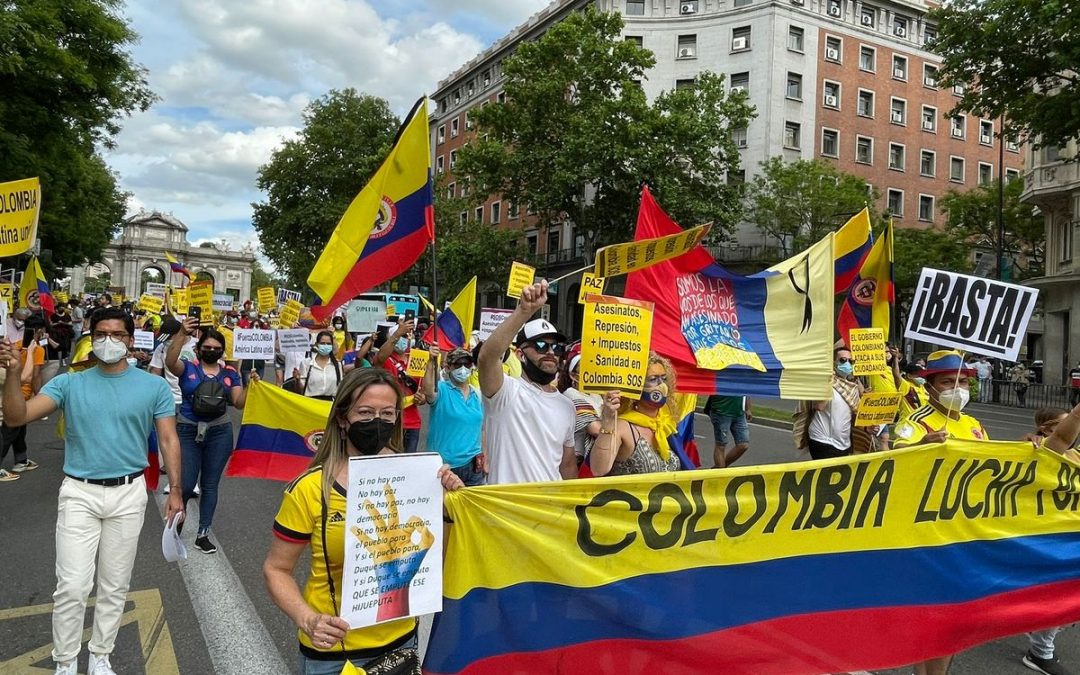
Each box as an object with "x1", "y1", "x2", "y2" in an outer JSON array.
[{"x1": 371, "y1": 317, "x2": 425, "y2": 453}]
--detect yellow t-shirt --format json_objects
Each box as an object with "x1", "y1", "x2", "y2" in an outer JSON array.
[
  {"x1": 893, "y1": 404, "x2": 988, "y2": 447},
  {"x1": 273, "y1": 468, "x2": 416, "y2": 654}
]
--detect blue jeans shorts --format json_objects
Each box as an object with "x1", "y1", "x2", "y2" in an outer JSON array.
[{"x1": 711, "y1": 413, "x2": 749, "y2": 447}]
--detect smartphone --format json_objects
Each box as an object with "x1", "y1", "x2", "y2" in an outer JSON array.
[
  {"x1": 189, "y1": 306, "x2": 203, "y2": 324},
  {"x1": 405, "y1": 309, "x2": 416, "y2": 321}
]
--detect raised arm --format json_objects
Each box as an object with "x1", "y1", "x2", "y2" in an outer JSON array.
[
  {"x1": 423, "y1": 345, "x2": 440, "y2": 403},
  {"x1": 478, "y1": 280, "x2": 548, "y2": 398},
  {"x1": 372, "y1": 318, "x2": 413, "y2": 368},
  {"x1": 165, "y1": 318, "x2": 196, "y2": 377},
  {"x1": 0, "y1": 339, "x2": 57, "y2": 425}
]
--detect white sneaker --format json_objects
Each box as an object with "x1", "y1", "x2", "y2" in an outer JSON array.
[
  {"x1": 194, "y1": 483, "x2": 201, "y2": 496},
  {"x1": 162, "y1": 483, "x2": 170, "y2": 495},
  {"x1": 88, "y1": 653, "x2": 117, "y2": 675},
  {"x1": 53, "y1": 661, "x2": 77, "y2": 675}
]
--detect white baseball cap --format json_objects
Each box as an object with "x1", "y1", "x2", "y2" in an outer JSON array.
[{"x1": 516, "y1": 318, "x2": 567, "y2": 344}]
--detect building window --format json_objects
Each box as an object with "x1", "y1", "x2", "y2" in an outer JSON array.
[
  {"x1": 1006, "y1": 168, "x2": 1020, "y2": 182},
  {"x1": 857, "y1": 89, "x2": 874, "y2": 117},
  {"x1": 950, "y1": 115, "x2": 965, "y2": 138},
  {"x1": 437, "y1": 125, "x2": 445, "y2": 144},
  {"x1": 889, "y1": 143, "x2": 905, "y2": 171},
  {"x1": 475, "y1": 206, "x2": 484, "y2": 223},
  {"x1": 459, "y1": 211, "x2": 468, "y2": 225},
  {"x1": 856, "y1": 136, "x2": 873, "y2": 164},
  {"x1": 449, "y1": 150, "x2": 457, "y2": 168},
  {"x1": 921, "y1": 105, "x2": 937, "y2": 132},
  {"x1": 732, "y1": 26, "x2": 751, "y2": 51},
  {"x1": 465, "y1": 112, "x2": 473, "y2": 130},
  {"x1": 919, "y1": 195, "x2": 934, "y2": 222},
  {"x1": 436, "y1": 155, "x2": 444, "y2": 174},
  {"x1": 893, "y1": 16, "x2": 909, "y2": 38},
  {"x1": 509, "y1": 202, "x2": 520, "y2": 219},
  {"x1": 890, "y1": 98, "x2": 907, "y2": 125},
  {"x1": 786, "y1": 72, "x2": 803, "y2": 100},
  {"x1": 825, "y1": 36, "x2": 842, "y2": 62},
  {"x1": 453, "y1": 89, "x2": 461, "y2": 105},
  {"x1": 1057, "y1": 218, "x2": 1073, "y2": 263},
  {"x1": 526, "y1": 234, "x2": 538, "y2": 255},
  {"x1": 887, "y1": 189, "x2": 904, "y2": 217},
  {"x1": 1045, "y1": 145, "x2": 1062, "y2": 163},
  {"x1": 978, "y1": 162, "x2": 993, "y2": 185},
  {"x1": 784, "y1": 121, "x2": 801, "y2": 149},
  {"x1": 892, "y1": 55, "x2": 908, "y2": 80},
  {"x1": 923, "y1": 64, "x2": 938, "y2": 88},
  {"x1": 497, "y1": 91, "x2": 506, "y2": 103},
  {"x1": 920, "y1": 150, "x2": 936, "y2": 177},
  {"x1": 482, "y1": 69, "x2": 491, "y2": 87},
  {"x1": 821, "y1": 129, "x2": 839, "y2": 157},
  {"x1": 439, "y1": 98, "x2": 447, "y2": 113},
  {"x1": 734, "y1": 0, "x2": 752, "y2": 7},
  {"x1": 625, "y1": 35, "x2": 643, "y2": 46},
  {"x1": 860, "y1": 5, "x2": 876, "y2": 27},
  {"x1": 447, "y1": 182, "x2": 456, "y2": 199},
  {"x1": 859, "y1": 45, "x2": 875, "y2": 72},
  {"x1": 680, "y1": 0, "x2": 700, "y2": 11},
  {"x1": 732, "y1": 126, "x2": 748, "y2": 148},
  {"x1": 953, "y1": 83, "x2": 966, "y2": 96},
  {"x1": 979, "y1": 120, "x2": 994, "y2": 145},
  {"x1": 677, "y1": 34, "x2": 697, "y2": 59},
  {"x1": 728, "y1": 169, "x2": 746, "y2": 185},
  {"x1": 828, "y1": 0, "x2": 842, "y2": 17},
  {"x1": 950, "y1": 156, "x2": 965, "y2": 182},
  {"x1": 822, "y1": 80, "x2": 840, "y2": 108},
  {"x1": 788, "y1": 26, "x2": 805, "y2": 52},
  {"x1": 730, "y1": 71, "x2": 750, "y2": 93},
  {"x1": 491, "y1": 201, "x2": 502, "y2": 224},
  {"x1": 1007, "y1": 139, "x2": 1020, "y2": 153},
  {"x1": 626, "y1": 0, "x2": 645, "y2": 15},
  {"x1": 450, "y1": 118, "x2": 459, "y2": 137},
  {"x1": 676, "y1": 78, "x2": 696, "y2": 91},
  {"x1": 547, "y1": 229, "x2": 561, "y2": 254},
  {"x1": 923, "y1": 26, "x2": 937, "y2": 44}
]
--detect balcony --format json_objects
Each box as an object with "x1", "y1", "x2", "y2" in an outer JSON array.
[
  {"x1": 529, "y1": 246, "x2": 587, "y2": 271},
  {"x1": 1021, "y1": 161, "x2": 1080, "y2": 209},
  {"x1": 707, "y1": 243, "x2": 784, "y2": 267}
]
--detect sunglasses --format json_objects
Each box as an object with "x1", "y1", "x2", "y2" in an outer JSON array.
[
  {"x1": 837, "y1": 357, "x2": 855, "y2": 364},
  {"x1": 526, "y1": 340, "x2": 566, "y2": 355},
  {"x1": 448, "y1": 359, "x2": 473, "y2": 368}
]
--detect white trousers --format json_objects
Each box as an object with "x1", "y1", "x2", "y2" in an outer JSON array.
[{"x1": 52, "y1": 476, "x2": 147, "y2": 663}]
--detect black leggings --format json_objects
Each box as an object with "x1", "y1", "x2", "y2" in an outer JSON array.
[{"x1": 808, "y1": 438, "x2": 849, "y2": 460}]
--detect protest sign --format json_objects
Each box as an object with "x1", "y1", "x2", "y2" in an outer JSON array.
[
  {"x1": 171, "y1": 287, "x2": 189, "y2": 314},
  {"x1": 212, "y1": 294, "x2": 234, "y2": 312},
  {"x1": 506, "y1": 262, "x2": 535, "y2": 299},
  {"x1": 277, "y1": 299, "x2": 304, "y2": 328},
  {"x1": 849, "y1": 328, "x2": 888, "y2": 377},
  {"x1": 0, "y1": 177, "x2": 41, "y2": 257},
  {"x1": 54, "y1": 290, "x2": 69, "y2": 304},
  {"x1": 346, "y1": 299, "x2": 387, "y2": 333},
  {"x1": 578, "y1": 273, "x2": 605, "y2": 304},
  {"x1": 595, "y1": 223, "x2": 710, "y2": 278},
  {"x1": 905, "y1": 268, "x2": 1038, "y2": 362},
  {"x1": 0, "y1": 283, "x2": 13, "y2": 309},
  {"x1": 188, "y1": 282, "x2": 214, "y2": 320},
  {"x1": 145, "y1": 282, "x2": 166, "y2": 298},
  {"x1": 219, "y1": 326, "x2": 234, "y2": 360},
  {"x1": 132, "y1": 330, "x2": 154, "y2": 351},
  {"x1": 257, "y1": 286, "x2": 276, "y2": 313},
  {"x1": 341, "y1": 452, "x2": 443, "y2": 628},
  {"x1": 277, "y1": 288, "x2": 302, "y2": 306},
  {"x1": 233, "y1": 329, "x2": 276, "y2": 360},
  {"x1": 855, "y1": 391, "x2": 902, "y2": 426},
  {"x1": 0, "y1": 301, "x2": 6, "y2": 332},
  {"x1": 386, "y1": 303, "x2": 398, "y2": 318},
  {"x1": 579, "y1": 294, "x2": 654, "y2": 399},
  {"x1": 138, "y1": 294, "x2": 164, "y2": 315},
  {"x1": 478, "y1": 308, "x2": 513, "y2": 341},
  {"x1": 406, "y1": 350, "x2": 431, "y2": 378},
  {"x1": 277, "y1": 328, "x2": 311, "y2": 353}
]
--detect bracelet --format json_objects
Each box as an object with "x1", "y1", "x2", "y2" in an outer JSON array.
[{"x1": 598, "y1": 427, "x2": 617, "y2": 436}]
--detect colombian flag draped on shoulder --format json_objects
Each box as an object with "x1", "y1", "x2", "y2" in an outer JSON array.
[
  {"x1": 838, "y1": 221, "x2": 894, "y2": 345},
  {"x1": 227, "y1": 380, "x2": 331, "y2": 482},
  {"x1": 424, "y1": 441, "x2": 1080, "y2": 674},
  {"x1": 307, "y1": 97, "x2": 435, "y2": 321},
  {"x1": 624, "y1": 187, "x2": 833, "y2": 400}
]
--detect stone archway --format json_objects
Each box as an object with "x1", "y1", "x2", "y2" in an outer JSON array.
[
  {"x1": 194, "y1": 270, "x2": 215, "y2": 287},
  {"x1": 141, "y1": 265, "x2": 166, "y2": 294}
]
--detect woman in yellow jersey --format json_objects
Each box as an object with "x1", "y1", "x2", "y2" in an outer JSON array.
[{"x1": 264, "y1": 368, "x2": 463, "y2": 675}]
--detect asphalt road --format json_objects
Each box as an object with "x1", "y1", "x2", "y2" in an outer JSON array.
[{"x1": 0, "y1": 389, "x2": 1075, "y2": 674}]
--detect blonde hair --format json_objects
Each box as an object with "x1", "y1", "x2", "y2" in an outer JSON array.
[
  {"x1": 309, "y1": 368, "x2": 405, "y2": 501},
  {"x1": 620, "y1": 351, "x2": 679, "y2": 417}
]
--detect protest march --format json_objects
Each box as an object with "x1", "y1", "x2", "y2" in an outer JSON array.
[{"x1": 1, "y1": 4, "x2": 1078, "y2": 675}]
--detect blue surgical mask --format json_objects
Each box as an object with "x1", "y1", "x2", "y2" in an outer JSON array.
[
  {"x1": 394, "y1": 338, "x2": 409, "y2": 353},
  {"x1": 316, "y1": 344, "x2": 333, "y2": 356},
  {"x1": 836, "y1": 361, "x2": 854, "y2": 377},
  {"x1": 450, "y1": 366, "x2": 471, "y2": 383}
]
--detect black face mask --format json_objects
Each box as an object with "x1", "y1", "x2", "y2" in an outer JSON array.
[
  {"x1": 521, "y1": 355, "x2": 557, "y2": 386},
  {"x1": 347, "y1": 419, "x2": 395, "y2": 456},
  {"x1": 200, "y1": 349, "x2": 223, "y2": 364}
]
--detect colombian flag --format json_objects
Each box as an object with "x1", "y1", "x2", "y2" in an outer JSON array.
[
  {"x1": 833, "y1": 208, "x2": 873, "y2": 293},
  {"x1": 227, "y1": 380, "x2": 331, "y2": 482},
  {"x1": 423, "y1": 276, "x2": 476, "y2": 350},
  {"x1": 307, "y1": 97, "x2": 435, "y2": 321},
  {"x1": 164, "y1": 251, "x2": 195, "y2": 282},
  {"x1": 19, "y1": 255, "x2": 54, "y2": 314},
  {"x1": 838, "y1": 221, "x2": 894, "y2": 346}
]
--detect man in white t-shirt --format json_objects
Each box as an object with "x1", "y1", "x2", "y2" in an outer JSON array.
[
  {"x1": 478, "y1": 280, "x2": 576, "y2": 484},
  {"x1": 973, "y1": 355, "x2": 993, "y2": 403},
  {"x1": 807, "y1": 347, "x2": 861, "y2": 459}
]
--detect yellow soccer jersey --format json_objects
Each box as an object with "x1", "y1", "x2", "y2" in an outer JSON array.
[
  {"x1": 273, "y1": 468, "x2": 416, "y2": 655},
  {"x1": 893, "y1": 404, "x2": 989, "y2": 448}
]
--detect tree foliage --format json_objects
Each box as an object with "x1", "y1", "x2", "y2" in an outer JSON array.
[
  {"x1": 0, "y1": 0, "x2": 155, "y2": 270},
  {"x1": 252, "y1": 89, "x2": 400, "y2": 289},
  {"x1": 930, "y1": 0, "x2": 1080, "y2": 154},
  {"x1": 457, "y1": 8, "x2": 754, "y2": 251},
  {"x1": 893, "y1": 227, "x2": 973, "y2": 327},
  {"x1": 746, "y1": 157, "x2": 881, "y2": 257},
  {"x1": 940, "y1": 178, "x2": 1044, "y2": 280}
]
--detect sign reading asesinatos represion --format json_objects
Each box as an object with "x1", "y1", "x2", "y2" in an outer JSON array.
[{"x1": 578, "y1": 294, "x2": 654, "y2": 400}]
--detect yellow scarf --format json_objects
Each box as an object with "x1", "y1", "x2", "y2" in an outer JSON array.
[{"x1": 619, "y1": 409, "x2": 677, "y2": 462}]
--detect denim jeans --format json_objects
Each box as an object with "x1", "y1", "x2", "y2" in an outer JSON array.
[
  {"x1": 297, "y1": 635, "x2": 418, "y2": 675},
  {"x1": 451, "y1": 458, "x2": 486, "y2": 487},
  {"x1": 1028, "y1": 626, "x2": 1063, "y2": 659},
  {"x1": 403, "y1": 428, "x2": 420, "y2": 454},
  {"x1": 177, "y1": 422, "x2": 234, "y2": 533}
]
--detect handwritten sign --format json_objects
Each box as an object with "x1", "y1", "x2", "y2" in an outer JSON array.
[
  {"x1": 277, "y1": 299, "x2": 304, "y2": 328},
  {"x1": 144, "y1": 283, "x2": 166, "y2": 298},
  {"x1": 406, "y1": 349, "x2": 431, "y2": 378},
  {"x1": 171, "y1": 287, "x2": 189, "y2": 314},
  {"x1": 277, "y1": 327, "x2": 311, "y2": 353},
  {"x1": 0, "y1": 177, "x2": 40, "y2": 257},
  {"x1": 138, "y1": 294, "x2": 164, "y2": 315},
  {"x1": 257, "y1": 286, "x2": 276, "y2": 313},
  {"x1": 212, "y1": 294, "x2": 234, "y2": 312},
  {"x1": 276, "y1": 288, "x2": 302, "y2": 307},
  {"x1": 849, "y1": 328, "x2": 888, "y2": 377},
  {"x1": 579, "y1": 294, "x2": 654, "y2": 399},
  {"x1": 855, "y1": 392, "x2": 903, "y2": 427},
  {"x1": 233, "y1": 328, "x2": 276, "y2": 360},
  {"x1": 347, "y1": 299, "x2": 387, "y2": 333},
  {"x1": 187, "y1": 282, "x2": 214, "y2": 321},
  {"x1": 506, "y1": 262, "x2": 535, "y2": 299},
  {"x1": 594, "y1": 223, "x2": 710, "y2": 278},
  {"x1": 133, "y1": 330, "x2": 155, "y2": 351},
  {"x1": 478, "y1": 308, "x2": 513, "y2": 341},
  {"x1": 578, "y1": 273, "x2": 606, "y2": 304}
]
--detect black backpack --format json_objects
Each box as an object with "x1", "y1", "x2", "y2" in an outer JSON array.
[{"x1": 191, "y1": 370, "x2": 228, "y2": 419}]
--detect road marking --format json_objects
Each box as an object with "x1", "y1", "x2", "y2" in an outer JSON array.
[
  {"x1": 0, "y1": 589, "x2": 179, "y2": 674},
  {"x1": 154, "y1": 493, "x2": 288, "y2": 675}
]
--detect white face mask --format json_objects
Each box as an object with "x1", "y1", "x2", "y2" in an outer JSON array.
[
  {"x1": 936, "y1": 387, "x2": 970, "y2": 412},
  {"x1": 450, "y1": 366, "x2": 471, "y2": 383},
  {"x1": 92, "y1": 336, "x2": 129, "y2": 364}
]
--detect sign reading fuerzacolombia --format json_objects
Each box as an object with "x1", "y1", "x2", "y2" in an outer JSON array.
[
  {"x1": 904, "y1": 268, "x2": 1039, "y2": 362},
  {"x1": 0, "y1": 177, "x2": 41, "y2": 257}
]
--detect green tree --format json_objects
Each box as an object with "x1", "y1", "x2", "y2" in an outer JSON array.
[
  {"x1": 457, "y1": 8, "x2": 754, "y2": 252},
  {"x1": 431, "y1": 184, "x2": 522, "y2": 300},
  {"x1": 250, "y1": 259, "x2": 282, "y2": 294},
  {"x1": 252, "y1": 89, "x2": 400, "y2": 289},
  {"x1": 931, "y1": 0, "x2": 1080, "y2": 154},
  {"x1": 893, "y1": 227, "x2": 973, "y2": 329},
  {"x1": 0, "y1": 0, "x2": 155, "y2": 270},
  {"x1": 940, "y1": 178, "x2": 1044, "y2": 281},
  {"x1": 746, "y1": 157, "x2": 881, "y2": 256}
]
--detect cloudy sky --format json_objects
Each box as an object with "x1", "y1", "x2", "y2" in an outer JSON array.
[{"x1": 106, "y1": 0, "x2": 551, "y2": 255}]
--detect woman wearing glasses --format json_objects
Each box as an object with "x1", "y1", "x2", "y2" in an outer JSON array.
[
  {"x1": 264, "y1": 368, "x2": 463, "y2": 675},
  {"x1": 590, "y1": 352, "x2": 683, "y2": 476},
  {"x1": 165, "y1": 317, "x2": 254, "y2": 554}
]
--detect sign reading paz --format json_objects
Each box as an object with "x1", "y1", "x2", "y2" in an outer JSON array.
[
  {"x1": 506, "y1": 262, "x2": 535, "y2": 299},
  {"x1": 578, "y1": 273, "x2": 605, "y2": 304},
  {"x1": 849, "y1": 328, "x2": 888, "y2": 377},
  {"x1": 855, "y1": 392, "x2": 903, "y2": 427},
  {"x1": 905, "y1": 268, "x2": 1039, "y2": 362},
  {"x1": 579, "y1": 294, "x2": 654, "y2": 399}
]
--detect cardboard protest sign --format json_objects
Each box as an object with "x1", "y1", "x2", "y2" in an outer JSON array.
[
  {"x1": 0, "y1": 283, "x2": 13, "y2": 310},
  {"x1": 849, "y1": 328, "x2": 888, "y2": 377},
  {"x1": 904, "y1": 268, "x2": 1038, "y2": 361},
  {"x1": 855, "y1": 392, "x2": 902, "y2": 427},
  {"x1": 0, "y1": 177, "x2": 41, "y2": 257},
  {"x1": 277, "y1": 299, "x2": 304, "y2": 328},
  {"x1": 144, "y1": 283, "x2": 166, "y2": 298},
  {"x1": 277, "y1": 328, "x2": 311, "y2": 353},
  {"x1": 579, "y1": 294, "x2": 654, "y2": 399},
  {"x1": 257, "y1": 286, "x2": 276, "y2": 313},
  {"x1": 219, "y1": 326, "x2": 234, "y2": 360},
  {"x1": 171, "y1": 287, "x2": 189, "y2": 314},
  {"x1": 478, "y1": 308, "x2": 513, "y2": 341},
  {"x1": 133, "y1": 330, "x2": 155, "y2": 351},
  {"x1": 506, "y1": 262, "x2": 535, "y2": 299},
  {"x1": 594, "y1": 223, "x2": 710, "y2": 278},
  {"x1": 346, "y1": 299, "x2": 387, "y2": 333},
  {"x1": 187, "y1": 282, "x2": 214, "y2": 322},
  {"x1": 578, "y1": 273, "x2": 605, "y2": 304},
  {"x1": 276, "y1": 288, "x2": 302, "y2": 306},
  {"x1": 406, "y1": 350, "x2": 431, "y2": 378},
  {"x1": 212, "y1": 294, "x2": 234, "y2": 312},
  {"x1": 138, "y1": 294, "x2": 164, "y2": 315},
  {"x1": 341, "y1": 453, "x2": 443, "y2": 628},
  {"x1": 233, "y1": 329, "x2": 276, "y2": 360}
]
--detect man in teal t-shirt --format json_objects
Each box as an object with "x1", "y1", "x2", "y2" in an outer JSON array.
[{"x1": 0, "y1": 307, "x2": 183, "y2": 675}]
